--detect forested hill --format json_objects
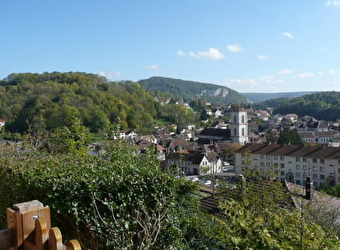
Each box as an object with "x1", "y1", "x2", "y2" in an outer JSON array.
[
  {"x1": 0, "y1": 72, "x2": 158, "y2": 134},
  {"x1": 263, "y1": 91, "x2": 340, "y2": 121},
  {"x1": 138, "y1": 76, "x2": 247, "y2": 104},
  {"x1": 242, "y1": 91, "x2": 315, "y2": 103}
]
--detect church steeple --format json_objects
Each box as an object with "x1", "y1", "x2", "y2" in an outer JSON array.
[{"x1": 230, "y1": 108, "x2": 248, "y2": 145}]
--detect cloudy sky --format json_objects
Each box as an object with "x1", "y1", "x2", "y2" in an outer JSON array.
[{"x1": 1, "y1": 1, "x2": 340, "y2": 93}]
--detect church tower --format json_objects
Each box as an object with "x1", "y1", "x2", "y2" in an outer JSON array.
[{"x1": 230, "y1": 109, "x2": 248, "y2": 145}]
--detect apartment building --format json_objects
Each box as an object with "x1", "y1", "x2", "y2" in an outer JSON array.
[{"x1": 235, "y1": 144, "x2": 340, "y2": 187}]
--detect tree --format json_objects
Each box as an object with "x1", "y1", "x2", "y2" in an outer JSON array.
[
  {"x1": 266, "y1": 129, "x2": 278, "y2": 144},
  {"x1": 278, "y1": 127, "x2": 302, "y2": 145},
  {"x1": 200, "y1": 109, "x2": 209, "y2": 121},
  {"x1": 46, "y1": 118, "x2": 89, "y2": 154},
  {"x1": 209, "y1": 179, "x2": 340, "y2": 249}
]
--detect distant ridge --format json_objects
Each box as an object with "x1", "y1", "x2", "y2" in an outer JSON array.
[
  {"x1": 242, "y1": 91, "x2": 317, "y2": 103},
  {"x1": 138, "y1": 76, "x2": 247, "y2": 104}
]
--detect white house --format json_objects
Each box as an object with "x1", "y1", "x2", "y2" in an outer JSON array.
[{"x1": 166, "y1": 151, "x2": 222, "y2": 175}]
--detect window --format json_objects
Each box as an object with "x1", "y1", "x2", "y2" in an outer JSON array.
[
  {"x1": 303, "y1": 158, "x2": 307, "y2": 162},
  {"x1": 320, "y1": 167, "x2": 325, "y2": 172},
  {"x1": 242, "y1": 128, "x2": 245, "y2": 136},
  {"x1": 320, "y1": 174, "x2": 325, "y2": 180},
  {"x1": 266, "y1": 162, "x2": 271, "y2": 167},
  {"x1": 280, "y1": 171, "x2": 285, "y2": 176},
  {"x1": 338, "y1": 168, "x2": 340, "y2": 174},
  {"x1": 312, "y1": 174, "x2": 317, "y2": 179},
  {"x1": 296, "y1": 165, "x2": 300, "y2": 170},
  {"x1": 320, "y1": 159, "x2": 325, "y2": 164},
  {"x1": 296, "y1": 180, "x2": 301, "y2": 185},
  {"x1": 303, "y1": 165, "x2": 308, "y2": 170},
  {"x1": 296, "y1": 157, "x2": 300, "y2": 162},
  {"x1": 234, "y1": 128, "x2": 237, "y2": 137},
  {"x1": 260, "y1": 162, "x2": 264, "y2": 166},
  {"x1": 274, "y1": 163, "x2": 278, "y2": 168},
  {"x1": 280, "y1": 163, "x2": 285, "y2": 168},
  {"x1": 295, "y1": 172, "x2": 301, "y2": 177},
  {"x1": 260, "y1": 155, "x2": 264, "y2": 160},
  {"x1": 242, "y1": 115, "x2": 245, "y2": 124},
  {"x1": 274, "y1": 156, "x2": 278, "y2": 160},
  {"x1": 234, "y1": 116, "x2": 237, "y2": 124},
  {"x1": 313, "y1": 166, "x2": 317, "y2": 171},
  {"x1": 280, "y1": 156, "x2": 285, "y2": 161},
  {"x1": 312, "y1": 158, "x2": 317, "y2": 163},
  {"x1": 266, "y1": 155, "x2": 270, "y2": 160}
]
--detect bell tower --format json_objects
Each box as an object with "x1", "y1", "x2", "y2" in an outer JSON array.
[{"x1": 230, "y1": 109, "x2": 248, "y2": 145}]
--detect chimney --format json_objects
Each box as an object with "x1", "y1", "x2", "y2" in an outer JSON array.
[{"x1": 305, "y1": 177, "x2": 313, "y2": 200}]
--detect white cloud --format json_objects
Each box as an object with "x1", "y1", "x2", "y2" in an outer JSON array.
[
  {"x1": 98, "y1": 71, "x2": 121, "y2": 79},
  {"x1": 282, "y1": 32, "x2": 294, "y2": 39},
  {"x1": 319, "y1": 48, "x2": 329, "y2": 52},
  {"x1": 145, "y1": 64, "x2": 159, "y2": 70},
  {"x1": 277, "y1": 69, "x2": 293, "y2": 75},
  {"x1": 224, "y1": 75, "x2": 286, "y2": 92},
  {"x1": 329, "y1": 69, "x2": 340, "y2": 75},
  {"x1": 258, "y1": 55, "x2": 268, "y2": 60},
  {"x1": 325, "y1": 0, "x2": 340, "y2": 6},
  {"x1": 178, "y1": 48, "x2": 224, "y2": 60},
  {"x1": 177, "y1": 50, "x2": 185, "y2": 56},
  {"x1": 258, "y1": 75, "x2": 285, "y2": 84},
  {"x1": 223, "y1": 78, "x2": 258, "y2": 91},
  {"x1": 227, "y1": 44, "x2": 244, "y2": 53},
  {"x1": 295, "y1": 72, "x2": 315, "y2": 79}
]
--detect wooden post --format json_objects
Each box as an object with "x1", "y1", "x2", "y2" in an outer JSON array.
[
  {"x1": 6, "y1": 200, "x2": 50, "y2": 250},
  {"x1": 65, "y1": 240, "x2": 81, "y2": 250},
  {"x1": 48, "y1": 228, "x2": 63, "y2": 250},
  {"x1": 4, "y1": 200, "x2": 81, "y2": 250}
]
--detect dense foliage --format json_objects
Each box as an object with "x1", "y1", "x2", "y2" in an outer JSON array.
[
  {"x1": 261, "y1": 91, "x2": 340, "y2": 121},
  {"x1": 0, "y1": 72, "x2": 158, "y2": 134},
  {"x1": 139, "y1": 76, "x2": 247, "y2": 104},
  {"x1": 210, "y1": 179, "x2": 340, "y2": 249},
  {"x1": 0, "y1": 142, "x2": 208, "y2": 250}
]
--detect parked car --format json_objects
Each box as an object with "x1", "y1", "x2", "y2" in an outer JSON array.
[{"x1": 204, "y1": 179, "x2": 212, "y2": 186}]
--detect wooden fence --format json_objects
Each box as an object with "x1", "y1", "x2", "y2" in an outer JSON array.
[{"x1": 0, "y1": 200, "x2": 81, "y2": 250}]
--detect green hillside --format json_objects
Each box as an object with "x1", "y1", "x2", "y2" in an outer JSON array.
[
  {"x1": 261, "y1": 91, "x2": 340, "y2": 121},
  {"x1": 138, "y1": 76, "x2": 247, "y2": 104},
  {"x1": 0, "y1": 72, "x2": 158, "y2": 134}
]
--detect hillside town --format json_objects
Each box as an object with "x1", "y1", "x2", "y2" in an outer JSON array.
[{"x1": 100, "y1": 103, "x2": 340, "y2": 188}]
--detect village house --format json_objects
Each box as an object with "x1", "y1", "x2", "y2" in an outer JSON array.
[
  {"x1": 298, "y1": 131, "x2": 334, "y2": 145},
  {"x1": 165, "y1": 151, "x2": 222, "y2": 175}
]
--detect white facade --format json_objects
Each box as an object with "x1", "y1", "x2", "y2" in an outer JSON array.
[
  {"x1": 230, "y1": 110, "x2": 248, "y2": 145},
  {"x1": 235, "y1": 144, "x2": 340, "y2": 187}
]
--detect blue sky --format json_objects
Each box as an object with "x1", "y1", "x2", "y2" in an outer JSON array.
[{"x1": 1, "y1": 1, "x2": 340, "y2": 93}]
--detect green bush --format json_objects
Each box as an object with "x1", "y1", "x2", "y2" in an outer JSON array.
[{"x1": 0, "y1": 142, "x2": 202, "y2": 250}]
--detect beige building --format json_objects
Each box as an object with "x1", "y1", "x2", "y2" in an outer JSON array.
[{"x1": 235, "y1": 144, "x2": 340, "y2": 187}]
